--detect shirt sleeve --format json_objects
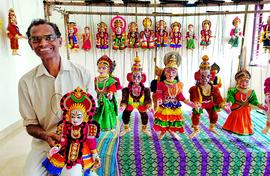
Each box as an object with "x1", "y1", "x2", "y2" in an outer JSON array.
[{"x1": 18, "y1": 78, "x2": 39, "y2": 126}]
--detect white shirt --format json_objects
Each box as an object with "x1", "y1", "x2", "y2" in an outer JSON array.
[{"x1": 18, "y1": 58, "x2": 94, "y2": 176}]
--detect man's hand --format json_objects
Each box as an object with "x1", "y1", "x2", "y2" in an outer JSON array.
[{"x1": 45, "y1": 132, "x2": 61, "y2": 147}]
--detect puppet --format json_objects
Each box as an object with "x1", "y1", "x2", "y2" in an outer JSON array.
[
  {"x1": 262, "y1": 77, "x2": 270, "y2": 134},
  {"x1": 170, "y1": 21, "x2": 182, "y2": 49},
  {"x1": 67, "y1": 22, "x2": 79, "y2": 50},
  {"x1": 200, "y1": 20, "x2": 214, "y2": 49},
  {"x1": 127, "y1": 22, "x2": 140, "y2": 48},
  {"x1": 111, "y1": 16, "x2": 126, "y2": 50},
  {"x1": 260, "y1": 16, "x2": 270, "y2": 53},
  {"x1": 81, "y1": 26, "x2": 92, "y2": 51},
  {"x1": 96, "y1": 22, "x2": 109, "y2": 49},
  {"x1": 186, "y1": 24, "x2": 197, "y2": 50},
  {"x1": 156, "y1": 20, "x2": 168, "y2": 48},
  {"x1": 228, "y1": 17, "x2": 243, "y2": 48},
  {"x1": 140, "y1": 17, "x2": 155, "y2": 49},
  {"x1": 210, "y1": 63, "x2": 222, "y2": 88}
]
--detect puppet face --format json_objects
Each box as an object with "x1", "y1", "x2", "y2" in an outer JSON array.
[
  {"x1": 265, "y1": 93, "x2": 270, "y2": 104},
  {"x1": 84, "y1": 27, "x2": 90, "y2": 34},
  {"x1": 188, "y1": 25, "x2": 193, "y2": 32},
  {"x1": 116, "y1": 27, "x2": 122, "y2": 34},
  {"x1": 203, "y1": 23, "x2": 209, "y2": 30},
  {"x1": 165, "y1": 67, "x2": 177, "y2": 82},
  {"x1": 98, "y1": 65, "x2": 109, "y2": 77},
  {"x1": 237, "y1": 77, "x2": 249, "y2": 89},
  {"x1": 132, "y1": 72, "x2": 142, "y2": 84},
  {"x1": 200, "y1": 70, "x2": 211, "y2": 85},
  {"x1": 233, "y1": 20, "x2": 239, "y2": 28},
  {"x1": 71, "y1": 109, "x2": 84, "y2": 126},
  {"x1": 173, "y1": 25, "x2": 179, "y2": 32}
]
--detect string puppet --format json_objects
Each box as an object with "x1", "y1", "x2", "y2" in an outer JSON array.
[
  {"x1": 127, "y1": 22, "x2": 140, "y2": 48},
  {"x1": 96, "y1": 22, "x2": 109, "y2": 49},
  {"x1": 150, "y1": 66, "x2": 164, "y2": 111},
  {"x1": 42, "y1": 87, "x2": 101, "y2": 176},
  {"x1": 228, "y1": 17, "x2": 243, "y2": 48},
  {"x1": 81, "y1": 26, "x2": 92, "y2": 51},
  {"x1": 170, "y1": 21, "x2": 182, "y2": 49},
  {"x1": 156, "y1": 20, "x2": 168, "y2": 48},
  {"x1": 210, "y1": 63, "x2": 222, "y2": 88},
  {"x1": 189, "y1": 55, "x2": 229, "y2": 139},
  {"x1": 140, "y1": 17, "x2": 155, "y2": 49},
  {"x1": 153, "y1": 52, "x2": 195, "y2": 140},
  {"x1": 260, "y1": 16, "x2": 270, "y2": 53},
  {"x1": 200, "y1": 19, "x2": 214, "y2": 49},
  {"x1": 119, "y1": 56, "x2": 152, "y2": 137},
  {"x1": 222, "y1": 69, "x2": 267, "y2": 135},
  {"x1": 262, "y1": 77, "x2": 270, "y2": 134},
  {"x1": 111, "y1": 16, "x2": 127, "y2": 50},
  {"x1": 93, "y1": 55, "x2": 121, "y2": 131},
  {"x1": 67, "y1": 22, "x2": 79, "y2": 50},
  {"x1": 6, "y1": 8, "x2": 24, "y2": 55},
  {"x1": 186, "y1": 24, "x2": 197, "y2": 50}
]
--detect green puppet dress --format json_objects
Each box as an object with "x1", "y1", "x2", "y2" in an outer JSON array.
[{"x1": 93, "y1": 76, "x2": 118, "y2": 131}]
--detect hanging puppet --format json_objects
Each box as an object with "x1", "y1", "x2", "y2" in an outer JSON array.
[
  {"x1": 186, "y1": 24, "x2": 197, "y2": 50},
  {"x1": 140, "y1": 17, "x2": 155, "y2": 49},
  {"x1": 127, "y1": 22, "x2": 140, "y2": 48},
  {"x1": 119, "y1": 55, "x2": 152, "y2": 137},
  {"x1": 96, "y1": 22, "x2": 109, "y2": 49},
  {"x1": 81, "y1": 26, "x2": 92, "y2": 51},
  {"x1": 189, "y1": 55, "x2": 230, "y2": 139},
  {"x1": 93, "y1": 55, "x2": 121, "y2": 131},
  {"x1": 170, "y1": 21, "x2": 182, "y2": 49},
  {"x1": 260, "y1": 16, "x2": 270, "y2": 53},
  {"x1": 111, "y1": 16, "x2": 126, "y2": 50},
  {"x1": 262, "y1": 77, "x2": 270, "y2": 134},
  {"x1": 42, "y1": 87, "x2": 101, "y2": 176},
  {"x1": 210, "y1": 62, "x2": 222, "y2": 88},
  {"x1": 200, "y1": 19, "x2": 214, "y2": 49},
  {"x1": 228, "y1": 17, "x2": 243, "y2": 48},
  {"x1": 153, "y1": 52, "x2": 195, "y2": 140},
  {"x1": 67, "y1": 22, "x2": 79, "y2": 50},
  {"x1": 156, "y1": 20, "x2": 168, "y2": 48},
  {"x1": 223, "y1": 69, "x2": 267, "y2": 135},
  {"x1": 6, "y1": 8, "x2": 25, "y2": 55}
]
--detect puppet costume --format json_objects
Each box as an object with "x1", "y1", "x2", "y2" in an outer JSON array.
[
  {"x1": 67, "y1": 22, "x2": 79, "y2": 50},
  {"x1": 189, "y1": 55, "x2": 225, "y2": 138},
  {"x1": 228, "y1": 17, "x2": 242, "y2": 48},
  {"x1": 140, "y1": 18, "x2": 155, "y2": 49},
  {"x1": 186, "y1": 24, "x2": 196, "y2": 50},
  {"x1": 96, "y1": 22, "x2": 109, "y2": 49},
  {"x1": 223, "y1": 69, "x2": 265, "y2": 135},
  {"x1": 81, "y1": 26, "x2": 92, "y2": 51},
  {"x1": 6, "y1": 8, "x2": 23, "y2": 55},
  {"x1": 150, "y1": 66, "x2": 164, "y2": 110},
  {"x1": 127, "y1": 22, "x2": 140, "y2": 48},
  {"x1": 93, "y1": 55, "x2": 121, "y2": 131},
  {"x1": 156, "y1": 20, "x2": 168, "y2": 48},
  {"x1": 260, "y1": 16, "x2": 270, "y2": 52},
  {"x1": 200, "y1": 20, "x2": 213, "y2": 48},
  {"x1": 170, "y1": 22, "x2": 182, "y2": 49},
  {"x1": 42, "y1": 87, "x2": 101, "y2": 175},
  {"x1": 120, "y1": 56, "x2": 152, "y2": 136},
  {"x1": 262, "y1": 77, "x2": 270, "y2": 134},
  {"x1": 210, "y1": 63, "x2": 222, "y2": 88},
  {"x1": 111, "y1": 16, "x2": 126, "y2": 50}
]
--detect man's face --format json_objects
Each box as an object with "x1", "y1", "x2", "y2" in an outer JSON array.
[
  {"x1": 28, "y1": 24, "x2": 62, "y2": 62},
  {"x1": 71, "y1": 109, "x2": 84, "y2": 126},
  {"x1": 200, "y1": 70, "x2": 210, "y2": 85},
  {"x1": 132, "y1": 72, "x2": 142, "y2": 84}
]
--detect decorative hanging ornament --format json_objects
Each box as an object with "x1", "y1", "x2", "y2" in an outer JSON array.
[
  {"x1": 67, "y1": 22, "x2": 80, "y2": 50},
  {"x1": 127, "y1": 22, "x2": 140, "y2": 48},
  {"x1": 260, "y1": 16, "x2": 270, "y2": 53},
  {"x1": 228, "y1": 17, "x2": 243, "y2": 48},
  {"x1": 156, "y1": 20, "x2": 168, "y2": 48},
  {"x1": 200, "y1": 19, "x2": 214, "y2": 49},
  {"x1": 111, "y1": 16, "x2": 127, "y2": 50},
  {"x1": 169, "y1": 21, "x2": 182, "y2": 49},
  {"x1": 140, "y1": 17, "x2": 155, "y2": 49},
  {"x1": 81, "y1": 26, "x2": 91, "y2": 51},
  {"x1": 96, "y1": 21, "x2": 109, "y2": 49},
  {"x1": 186, "y1": 24, "x2": 197, "y2": 50}
]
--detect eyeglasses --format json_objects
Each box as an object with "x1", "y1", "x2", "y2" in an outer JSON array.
[{"x1": 29, "y1": 34, "x2": 58, "y2": 43}]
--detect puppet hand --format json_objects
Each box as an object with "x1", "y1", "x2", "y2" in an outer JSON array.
[
  {"x1": 107, "y1": 92, "x2": 113, "y2": 100},
  {"x1": 262, "y1": 104, "x2": 269, "y2": 112},
  {"x1": 224, "y1": 102, "x2": 232, "y2": 114},
  {"x1": 157, "y1": 99, "x2": 163, "y2": 106},
  {"x1": 49, "y1": 146, "x2": 60, "y2": 157}
]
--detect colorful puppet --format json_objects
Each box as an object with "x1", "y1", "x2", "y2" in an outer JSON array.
[
  {"x1": 6, "y1": 8, "x2": 24, "y2": 55},
  {"x1": 156, "y1": 20, "x2": 168, "y2": 48},
  {"x1": 153, "y1": 52, "x2": 195, "y2": 140},
  {"x1": 260, "y1": 16, "x2": 270, "y2": 53},
  {"x1": 150, "y1": 66, "x2": 164, "y2": 110},
  {"x1": 228, "y1": 17, "x2": 242, "y2": 48},
  {"x1": 210, "y1": 63, "x2": 222, "y2": 88},
  {"x1": 119, "y1": 56, "x2": 152, "y2": 137},
  {"x1": 93, "y1": 55, "x2": 121, "y2": 131},
  {"x1": 186, "y1": 24, "x2": 197, "y2": 50},
  {"x1": 127, "y1": 22, "x2": 140, "y2": 48},
  {"x1": 140, "y1": 17, "x2": 155, "y2": 49},
  {"x1": 96, "y1": 22, "x2": 109, "y2": 49},
  {"x1": 200, "y1": 19, "x2": 214, "y2": 49},
  {"x1": 170, "y1": 21, "x2": 182, "y2": 49},
  {"x1": 111, "y1": 16, "x2": 126, "y2": 50},
  {"x1": 42, "y1": 87, "x2": 101, "y2": 175},
  {"x1": 189, "y1": 55, "x2": 229, "y2": 139},
  {"x1": 223, "y1": 69, "x2": 267, "y2": 135},
  {"x1": 262, "y1": 77, "x2": 270, "y2": 134},
  {"x1": 81, "y1": 26, "x2": 91, "y2": 51},
  {"x1": 67, "y1": 22, "x2": 79, "y2": 50}
]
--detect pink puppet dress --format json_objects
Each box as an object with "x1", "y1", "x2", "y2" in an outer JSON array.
[
  {"x1": 170, "y1": 22, "x2": 182, "y2": 49},
  {"x1": 42, "y1": 87, "x2": 101, "y2": 175},
  {"x1": 156, "y1": 20, "x2": 168, "y2": 48},
  {"x1": 96, "y1": 22, "x2": 109, "y2": 49},
  {"x1": 140, "y1": 17, "x2": 155, "y2": 49},
  {"x1": 81, "y1": 26, "x2": 92, "y2": 51}
]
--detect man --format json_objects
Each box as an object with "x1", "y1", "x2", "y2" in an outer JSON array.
[{"x1": 18, "y1": 19, "x2": 94, "y2": 176}]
